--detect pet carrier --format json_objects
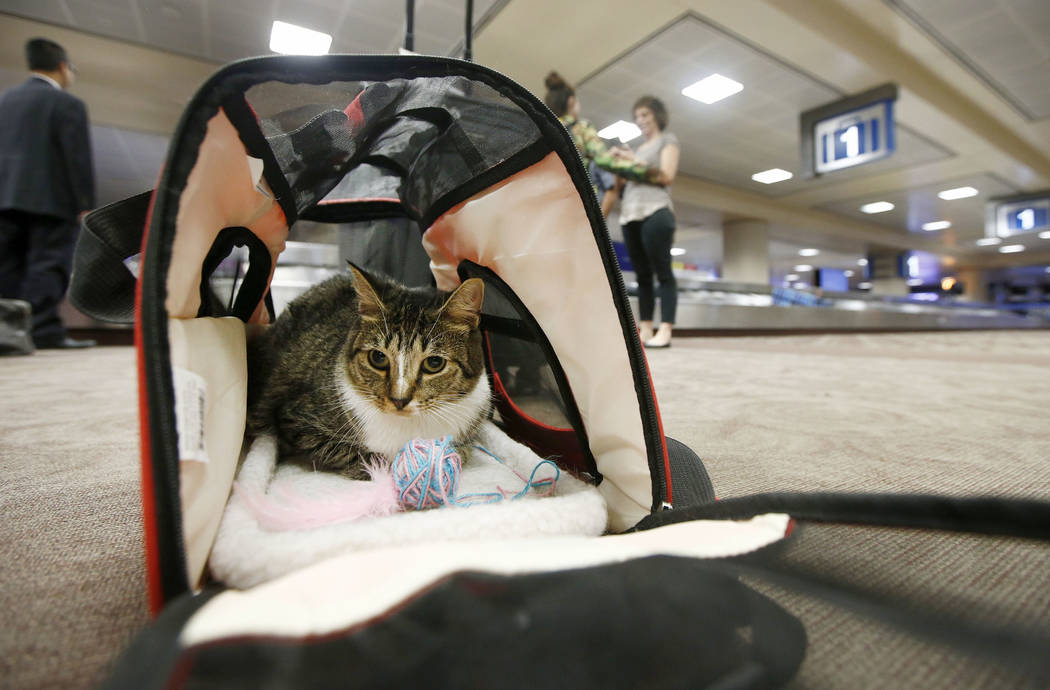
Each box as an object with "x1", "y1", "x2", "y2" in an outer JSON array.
[{"x1": 70, "y1": 45, "x2": 1050, "y2": 690}]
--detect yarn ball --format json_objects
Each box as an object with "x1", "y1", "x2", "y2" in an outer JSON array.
[{"x1": 393, "y1": 436, "x2": 462, "y2": 510}]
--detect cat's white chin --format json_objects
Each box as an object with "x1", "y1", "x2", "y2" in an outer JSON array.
[{"x1": 335, "y1": 370, "x2": 491, "y2": 459}]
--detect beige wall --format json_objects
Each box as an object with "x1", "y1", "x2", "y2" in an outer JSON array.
[{"x1": 0, "y1": 13, "x2": 217, "y2": 135}]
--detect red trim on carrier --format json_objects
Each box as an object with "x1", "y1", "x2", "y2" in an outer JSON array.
[
  {"x1": 134, "y1": 188, "x2": 165, "y2": 616},
  {"x1": 315, "y1": 197, "x2": 401, "y2": 205},
  {"x1": 483, "y1": 335, "x2": 592, "y2": 479}
]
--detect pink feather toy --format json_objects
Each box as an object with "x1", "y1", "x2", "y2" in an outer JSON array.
[
  {"x1": 234, "y1": 458, "x2": 402, "y2": 531},
  {"x1": 234, "y1": 436, "x2": 558, "y2": 532}
]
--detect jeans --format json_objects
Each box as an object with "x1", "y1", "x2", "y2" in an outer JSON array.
[{"x1": 622, "y1": 207, "x2": 677, "y2": 324}]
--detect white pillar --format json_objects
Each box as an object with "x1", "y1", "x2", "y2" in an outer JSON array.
[
  {"x1": 722, "y1": 219, "x2": 769, "y2": 284},
  {"x1": 954, "y1": 267, "x2": 986, "y2": 302}
]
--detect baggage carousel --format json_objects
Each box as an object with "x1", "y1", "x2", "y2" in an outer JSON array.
[{"x1": 628, "y1": 279, "x2": 1050, "y2": 332}]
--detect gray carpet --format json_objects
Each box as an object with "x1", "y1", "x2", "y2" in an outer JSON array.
[
  {"x1": 1, "y1": 346, "x2": 148, "y2": 690},
  {"x1": 1, "y1": 331, "x2": 1048, "y2": 688}
]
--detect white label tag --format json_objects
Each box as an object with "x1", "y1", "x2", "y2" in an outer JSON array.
[
  {"x1": 173, "y1": 366, "x2": 209, "y2": 464},
  {"x1": 247, "y1": 155, "x2": 272, "y2": 199}
]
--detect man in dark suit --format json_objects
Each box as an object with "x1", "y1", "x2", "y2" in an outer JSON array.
[{"x1": 0, "y1": 38, "x2": 96, "y2": 349}]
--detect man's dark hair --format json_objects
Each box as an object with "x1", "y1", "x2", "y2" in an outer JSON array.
[
  {"x1": 633, "y1": 95, "x2": 669, "y2": 131},
  {"x1": 25, "y1": 38, "x2": 68, "y2": 72}
]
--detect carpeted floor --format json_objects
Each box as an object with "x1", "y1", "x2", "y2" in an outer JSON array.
[
  {"x1": 1, "y1": 331, "x2": 1048, "y2": 688},
  {"x1": 0, "y1": 346, "x2": 147, "y2": 690}
]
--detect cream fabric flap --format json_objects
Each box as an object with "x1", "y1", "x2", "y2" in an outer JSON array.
[
  {"x1": 166, "y1": 109, "x2": 288, "y2": 322},
  {"x1": 424, "y1": 153, "x2": 652, "y2": 532},
  {"x1": 167, "y1": 317, "x2": 248, "y2": 589},
  {"x1": 181, "y1": 513, "x2": 791, "y2": 646}
]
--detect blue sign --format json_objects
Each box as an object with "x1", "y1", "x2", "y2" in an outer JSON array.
[
  {"x1": 814, "y1": 100, "x2": 895, "y2": 174},
  {"x1": 995, "y1": 198, "x2": 1049, "y2": 237}
]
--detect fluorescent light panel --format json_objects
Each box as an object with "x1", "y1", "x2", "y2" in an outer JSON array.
[
  {"x1": 794, "y1": 264, "x2": 813, "y2": 272},
  {"x1": 270, "y1": 20, "x2": 332, "y2": 55},
  {"x1": 597, "y1": 120, "x2": 642, "y2": 143},
  {"x1": 937, "y1": 186, "x2": 978, "y2": 200},
  {"x1": 798, "y1": 248, "x2": 819, "y2": 257},
  {"x1": 976, "y1": 237, "x2": 1002, "y2": 246},
  {"x1": 857, "y1": 258, "x2": 868, "y2": 266},
  {"x1": 999, "y1": 244, "x2": 1025, "y2": 253},
  {"x1": 860, "y1": 201, "x2": 894, "y2": 214},
  {"x1": 752, "y1": 168, "x2": 793, "y2": 184},
  {"x1": 682, "y1": 74, "x2": 743, "y2": 104},
  {"x1": 1039, "y1": 231, "x2": 1050, "y2": 239},
  {"x1": 922, "y1": 220, "x2": 951, "y2": 231},
  {"x1": 670, "y1": 247, "x2": 687, "y2": 256}
]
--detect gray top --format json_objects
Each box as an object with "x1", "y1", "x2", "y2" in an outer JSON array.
[{"x1": 620, "y1": 131, "x2": 678, "y2": 224}]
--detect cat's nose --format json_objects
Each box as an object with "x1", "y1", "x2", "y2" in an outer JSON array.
[{"x1": 390, "y1": 397, "x2": 411, "y2": 410}]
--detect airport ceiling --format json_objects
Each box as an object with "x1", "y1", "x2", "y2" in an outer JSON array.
[{"x1": 1, "y1": 0, "x2": 1049, "y2": 279}]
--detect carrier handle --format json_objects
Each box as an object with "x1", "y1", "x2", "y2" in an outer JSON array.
[
  {"x1": 403, "y1": 0, "x2": 414, "y2": 52},
  {"x1": 632, "y1": 491, "x2": 1050, "y2": 541},
  {"x1": 403, "y1": 0, "x2": 475, "y2": 61},
  {"x1": 69, "y1": 190, "x2": 153, "y2": 324}
]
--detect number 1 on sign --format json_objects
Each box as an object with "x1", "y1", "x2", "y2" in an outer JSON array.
[
  {"x1": 1018, "y1": 208, "x2": 1035, "y2": 230},
  {"x1": 840, "y1": 125, "x2": 860, "y2": 158}
]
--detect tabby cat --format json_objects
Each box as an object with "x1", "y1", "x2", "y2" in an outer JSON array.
[{"x1": 247, "y1": 264, "x2": 491, "y2": 477}]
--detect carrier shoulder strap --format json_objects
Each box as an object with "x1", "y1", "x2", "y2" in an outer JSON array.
[{"x1": 69, "y1": 191, "x2": 153, "y2": 324}]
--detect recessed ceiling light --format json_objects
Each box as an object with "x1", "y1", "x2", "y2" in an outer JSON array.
[
  {"x1": 844, "y1": 270, "x2": 854, "y2": 277},
  {"x1": 752, "y1": 168, "x2": 793, "y2": 184},
  {"x1": 937, "y1": 186, "x2": 978, "y2": 200},
  {"x1": 597, "y1": 120, "x2": 642, "y2": 143},
  {"x1": 798, "y1": 248, "x2": 819, "y2": 257},
  {"x1": 794, "y1": 264, "x2": 813, "y2": 272},
  {"x1": 1039, "y1": 231, "x2": 1050, "y2": 239},
  {"x1": 976, "y1": 237, "x2": 1002, "y2": 246},
  {"x1": 858, "y1": 282, "x2": 872, "y2": 289},
  {"x1": 785, "y1": 274, "x2": 799, "y2": 281},
  {"x1": 922, "y1": 220, "x2": 951, "y2": 231},
  {"x1": 860, "y1": 201, "x2": 894, "y2": 214},
  {"x1": 857, "y1": 258, "x2": 868, "y2": 266},
  {"x1": 670, "y1": 247, "x2": 687, "y2": 256},
  {"x1": 681, "y1": 74, "x2": 743, "y2": 104},
  {"x1": 270, "y1": 20, "x2": 332, "y2": 55},
  {"x1": 999, "y1": 244, "x2": 1025, "y2": 253}
]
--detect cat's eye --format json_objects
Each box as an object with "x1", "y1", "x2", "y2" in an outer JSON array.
[
  {"x1": 366, "y1": 350, "x2": 389, "y2": 370},
  {"x1": 421, "y1": 356, "x2": 446, "y2": 374}
]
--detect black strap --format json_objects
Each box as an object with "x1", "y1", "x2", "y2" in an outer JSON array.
[
  {"x1": 721, "y1": 553, "x2": 1050, "y2": 682},
  {"x1": 399, "y1": 107, "x2": 486, "y2": 174},
  {"x1": 221, "y1": 94, "x2": 298, "y2": 225},
  {"x1": 69, "y1": 190, "x2": 153, "y2": 324},
  {"x1": 197, "y1": 226, "x2": 275, "y2": 324},
  {"x1": 633, "y1": 491, "x2": 1050, "y2": 541}
]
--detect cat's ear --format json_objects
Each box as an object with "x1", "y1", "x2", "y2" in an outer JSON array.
[
  {"x1": 439, "y1": 278, "x2": 484, "y2": 329},
  {"x1": 348, "y1": 263, "x2": 385, "y2": 321}
]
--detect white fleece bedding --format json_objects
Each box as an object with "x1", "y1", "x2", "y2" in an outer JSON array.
[{"x1": 208, "y1": 421, "x2": 609, "y2": 588}]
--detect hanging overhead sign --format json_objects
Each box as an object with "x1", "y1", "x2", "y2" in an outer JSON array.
[
  {"x1": 800, "y1": 84, "x2": 897, "y2": 178},
  {"x1": 986, "y1": 191, "x2": 1050, "y2": 238}
]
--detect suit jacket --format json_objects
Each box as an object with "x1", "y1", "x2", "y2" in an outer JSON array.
[{"x1": 0, "y1": 76, "x2": 95, "y2": 221}]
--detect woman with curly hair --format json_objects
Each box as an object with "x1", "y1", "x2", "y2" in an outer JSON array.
[{"x1": 619, "y1": 95, "x2": 680, "y2": 349}]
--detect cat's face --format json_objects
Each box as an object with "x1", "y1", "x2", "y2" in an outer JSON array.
[{"x1": 341, "y1": 267, "x2": 486, "y2": 419}]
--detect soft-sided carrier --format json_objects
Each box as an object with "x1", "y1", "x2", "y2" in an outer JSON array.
[{"x1": 72, "y1": 53, "x2": 1050, "y2": 689}]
